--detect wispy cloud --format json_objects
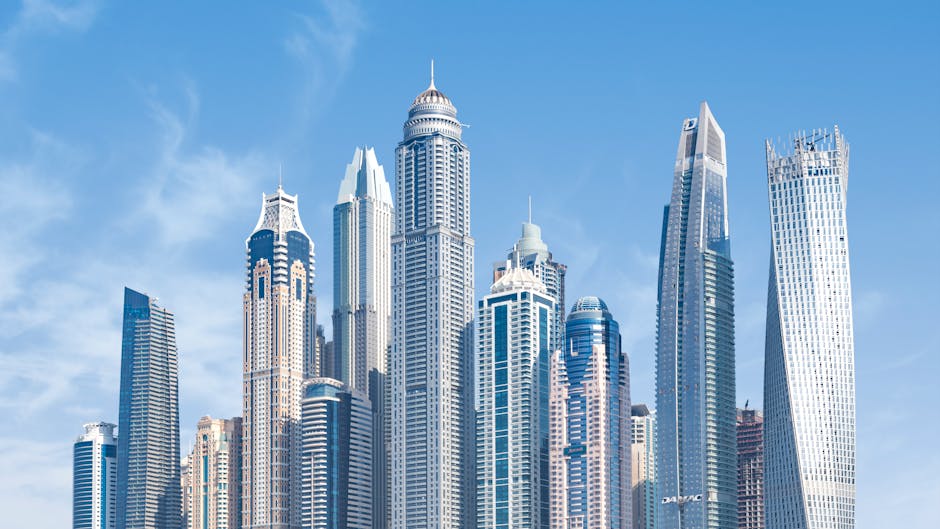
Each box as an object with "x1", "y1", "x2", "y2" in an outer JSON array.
[{"x1": 0, "y1": 0, "x2": 99, "y2": 82}]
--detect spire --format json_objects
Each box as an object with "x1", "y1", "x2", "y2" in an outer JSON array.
[
  {"x1": 429, "y1": 59, "x2": 435, "y2": 90},
  {"x1": 278, "y1": 163, "x2": 283, "y2": 190},
  {"x1": 528, "y1": 195, "x2": 532, "y2": 224}
]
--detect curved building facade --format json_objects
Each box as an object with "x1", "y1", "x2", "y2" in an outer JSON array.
[
  {"x1": 549, "y1": 297, "x2": 631, "y2": 529},
  {"x1": 243, "y1": 187, "x2": 316, "y2": 529}
]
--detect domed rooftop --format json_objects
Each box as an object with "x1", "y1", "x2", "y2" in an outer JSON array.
[
  {"x1": 571, "y1": 296, "x2": 608, "y2": 313},
  {"x1": 412, "y1": 86, "x2": 452, "y2": 107},
  {"x1": 491, "y1": 267, "x2": 545, "y2": 294}
]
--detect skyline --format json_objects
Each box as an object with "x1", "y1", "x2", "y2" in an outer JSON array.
[{"x1": 0, "y1": 2, "x2": 938, "y2": 529}]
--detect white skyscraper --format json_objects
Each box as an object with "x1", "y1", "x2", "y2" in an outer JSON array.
[
  {"x1": 333, "y1": 146, "x2": 393, "y2": 529},
  {"x1": 243, "y1": 186, "x2": 316, "y2": 529},
  {"x1": 74, "y1": 422, "x2": 117, "y2": 529},
  {"x1": 476, "y1": 268, "x2": 555, "y2": 529},
  {"x1": 390, "y1": 64, "x2": 475, "y2": 529},
  {"x1": 764, "y1": 128, "x2": 855, "y2": 529}
]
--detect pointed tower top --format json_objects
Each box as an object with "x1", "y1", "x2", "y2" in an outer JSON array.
[
  {"x1": 528, "y1": 195, "x2": 532, "y2": 224},
  {"x1": 429, "y1": 59, "x2": 436, "y2": 89},
  {"x1": 278, "y1": 163, "x2": 283, "y2": 190}
]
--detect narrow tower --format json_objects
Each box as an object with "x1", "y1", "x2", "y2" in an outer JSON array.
[
  {"x1": 74, "y1": 422, "x2": 117, "y2": 529},
  {"x1": 243, "y1": 187, "x2": 316, "y2": 528},
  {"x1": 550, "y1": 297, "x2": 631, "y2": 529},
  {"x1": 333, "y1": 147, "x2": 393, "y2": 529},
  {"x1": 116, "y1": 288, "x2": 181, "y2": 529},
  {"x1": 390, "y1": 64, "x2": 475, "y2": 529},
  {"x1": 187, "y1": 416, "x2": 243, "y2": 529},
  {"x1": 764, "y1": 128, "x2": 855, "y2": 529},
  {"x1": 655, "y1": 102, "x2": 737, "y2": 529}
]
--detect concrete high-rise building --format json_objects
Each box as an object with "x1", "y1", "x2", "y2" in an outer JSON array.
[
  {"x1": 243, "y1": 186, "x2": 316, "y2": 528},
  {"x1": 737, "y1": 408, "x2": 764, "y2": 529},
  {"x1": 549, "y1": 297, "x2": 631, "y2": 529},
  {"x1": 300, "y1": 378, "x2": 373, "y2": 529},
  {"x1": 631, "y1": 405, "x2": 656, "y2": 529},
  {"x1": 333, "y1": 146, "x2": 393, "y2": 529},
  {"x1": 493, "y1": 211, "x2": 566, "y2": 354},
  {"x1": 390, "y1": 64, "x2": 475, "y2": 529},
  {"x1": 187, "y1": 416, "x2": 243, "y2": 529},
  {"x1": 476, "y1": 268, "x2": 555, "y2": 529},
  {"x1": 655, "y1": 102, "x2": 736, "y2": 529},
  {"x1": 181, "y1": 456, "x2": 191, "y2": 529},
  {"x1": 764, "y1": 128, "x2": 855, "y2": 529},
  {"x1": 117, "y1": 287, "x2": 181, "y2": 529},
  {"x1": 73, "y1": 422, "x2": 117, "y2": 529}
]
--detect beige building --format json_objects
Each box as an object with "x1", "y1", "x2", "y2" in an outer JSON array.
[
  {"x1": 631, "y1": 404, "x2": 656, "y2": 529},
  {"x1": 187, "y1": 416, "x2": 242, "y2": 529}
]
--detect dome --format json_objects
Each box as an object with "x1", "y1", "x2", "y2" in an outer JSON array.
[
  {"x1": 412, "y1": 87, "x2": 453, "y2": 107},
  {"x1": 571, "y1": 296, "x2": 608, "y2": 313},
  {"x1": 491, "y1": 267, "x2": 546, "y2": 294}
]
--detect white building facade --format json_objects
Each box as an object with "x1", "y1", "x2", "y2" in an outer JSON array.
[
  {"x1": 73, "y1": 422, "x2": 117, "y2": 529},
  {"x1": 187, "y1": 416, "x2": 242, "y2": 529},
  {"x1": 764, "y1": 128, "x2": 855, "y2": 529},
  {"x1": 476, "y1": 268, "x2": 555, "y2": 529},
  {"x1": 390, "y1": 67, "x2": 476, "y2": 529}
]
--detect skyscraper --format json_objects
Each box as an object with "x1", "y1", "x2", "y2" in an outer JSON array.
[
  {"x1": 181, "y1": 456, "x2": 191, "y2": 529},
  {"x1": 655, "y1": 102, "x2": 736, "y2": 529},
  {"x1": 631, "y1": 405, "x2": 656, "y2": 529},
  {"x1": 549, "y1": 297, "x2": 631, "y2": 529},
  {"x1": 476, "y1": 268, "x2": 555, "y2": 529},
  {"x1": 764, "y1": 128, "x2": 855, "y2": 529},
  {"x1": 737, "y1": 408, "x2": 764, "y2": 529},
  {"x1": 243, "y1": 186, "x2": 316, "y2": 528},
  {"x1": 333, "y1": 146, "x2": 393, "y2": 529},
  {"x1": 390, "y1": 65, "x2": 475, "y2": 529},
  {"x1": 187, "y1": 416, "x2": 243, "y2": 529},
  {"x1": 300, "y1": 378, "x2": 373, "y2": 529},
  {"x1": 493, "y1": 211, "x2": 566, "y2": 354},
  {"x1": 117, "y1": 287, "x2": 181, "y2": 529},
  {"x1": 74, "y1": 422, "x2": 117, "y2": 529}
]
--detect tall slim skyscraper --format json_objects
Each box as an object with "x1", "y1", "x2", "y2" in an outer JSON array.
[
  {"x1": 74, "y1": 422, "x2": 117, "y2": 529},
  {"x1": 655, "y1": 102, "x2": 736, "y2": 529},
  {"x1": 300, "y1": 378, "x2": 373, "y2": 529},
  {"x1": 333, "y1": 146, "x2": 393, "y2": 529},
  {"x1": 764, "y1": 128, "x2": 855, "y2": 529},
  {"x1": 117, "y1": 287, "x2": 181, "y2": 529},
  {"x1": 243, "y1": 186, "x2": 316, "y2": 529},
  {"x1": 390, "y1": 65, "x2": 475, "y2": 529},
  {"x1": 631, "y1": 405, "x2": 656, "y2": 529},
  {"x1": 493, "y1": 212, "x2": 566, "y2": 354},
  {"x1": 181, "y1": 456, "x2": 191, "y2": 529},
  {"x1": 187, "y1": 416, "x2": 243, "y2": 529},
  {"x1": 549, "y1": 297, "x2": 631, "y2": 529},
  {"x1": 737, "y1": 408, "x2": 764, "y2": 529},
  {"x1": 476, "y1": 268, "x2": 555, "y2": 529}
]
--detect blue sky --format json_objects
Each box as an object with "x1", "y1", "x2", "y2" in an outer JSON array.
[{"x1": 0, "y1": 1, "x2": 937, "y2": 527}]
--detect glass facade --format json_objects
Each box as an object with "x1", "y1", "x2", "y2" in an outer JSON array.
[
  {"x1": 73, "y1": 422, "x2": 117, "y2": 529},
  {"x1": 550, "y1": 297, "x2": 630, "y2": 529},
  {"x1": 116, "y1": 288, "x2": 180, "y2": 529},
  {"x1": 764, "y1": 129, "x2": 855, "y2": 529},
  {"x1": 655, "y1": 102, "x2": 737, "y2": 529}
]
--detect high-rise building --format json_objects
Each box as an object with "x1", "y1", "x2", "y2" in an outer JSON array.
[
  {"x1": 333, "y1": 146, "x2": 393, "y2": 529},
  {"x1": 476, "y1": 268, "x2": 555, "y2": 529},
  {"x1": 390, "y1": 65, "x2": 475, "y2": 529},
  {"x1": 117, "y1": 287, "x2": 181, "y2": 529},
  {"x1": 73, "y1": 422, "x2": 117, "y2": 529},
  {"x1": 300, "y1": 378, "x2": 373, "y2": 529},
  {"x1": 493, "y1": 211, "x2": 566, "y2": 354},
  {"x1": 631, "y1": 405, "x2": 656, "y2": 529},
  {"x1": 737, "y1": 408, "x2": 764, "y2": 529},
  {"x1": 243, "y1": 186, "x2": 316, "y2": 528},
  {"x1": 655, "y1": 102, "x2": 737, "y2": 529},
  {"x1": 181, "y1": 456, "x2": 191, "y2": 529},
  {"x1": 315, "y1": 324, "x2": 334, "y2": 379},
  {"x1": 549, "y1": 296, "x2": 631, "y2": 529},
  {"x1": 187, "y1": 416, "x2": 243, "y2": 529},
  {"x1": 764, "y1": 128, "x2": 855, "y2": 529}
]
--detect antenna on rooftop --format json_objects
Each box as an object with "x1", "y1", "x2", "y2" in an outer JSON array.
[{"x1": 528, "y1": 195, "x2": 532, "y2": 224}]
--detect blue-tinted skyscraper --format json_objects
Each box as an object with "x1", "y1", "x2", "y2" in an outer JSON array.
[
  {"x1": 549, "y1": 297, "x2": 631, "y2": 529},
  {"x1": 300, "y1": 378, "x2": 373, "y2": 529},
  {"x1": 74, "y1": 422, "x2": 117, "y2": 529},
  {"x1": 655, "y1": 102, "x2": 736, "y2": 529},
  {"x1": 476, "y1": 268, "x2": 555, "y2": 529},
  {"x1": 116, "y1": 287, "x2": 181, "y2": 529}
]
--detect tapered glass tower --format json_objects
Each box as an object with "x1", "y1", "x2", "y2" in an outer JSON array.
[
  {"x1": 764, "y1": 129, "x2": 855, "y2": 529},
  {"x1": 390, "y1": 65, "x2": 475, "y2": 529},
  {"x1": 655, "y1": 102, "x2": 736, "y2": 529},
  {"x1": 333, "y1": 146, "x2": 393, "y2": 529},
  {"x1": 476, "y1": 268, "x2": 555, "y2": 529},
  {"x1": 116, "y1": 287, "x2": 181, "y2": 529},
  {"x1": 549, "y1": 297, "x2": 631, "y2": 529},
  {"x1": 243, "y1": 186, "x2": 316, "y2": 529}
]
